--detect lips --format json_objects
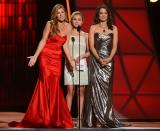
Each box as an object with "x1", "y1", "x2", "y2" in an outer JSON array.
[{"x1": 59, "y1": 16, "x2": 65, "y2": 20}]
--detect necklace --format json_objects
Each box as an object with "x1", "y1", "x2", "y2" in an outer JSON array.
[
  {"x1": 99, "y1": 24, "x2": 108, "y2": 33},
  {"x1": 103, "y1": 28, "x2": 106, "y2": 33}
]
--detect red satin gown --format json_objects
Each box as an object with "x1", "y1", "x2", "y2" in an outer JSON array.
[{"x1": 10, "y1": 34, "x2": 73, "y2": 128}]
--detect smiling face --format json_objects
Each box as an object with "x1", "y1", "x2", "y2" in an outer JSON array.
[
  {"x1": 50, "y1": 4, "x2": 68, "y2": 35},
  {"x1": 56, "y1": 8, "x2": 66, "y2": 22},
  {"x1": 71, "y1": 14, "x2": 83, "y2": 28},
  {"x1": 98, "y1": 8, "x2": 108, "y2": 22}
]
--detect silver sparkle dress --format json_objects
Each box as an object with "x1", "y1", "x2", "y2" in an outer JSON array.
[{"x1": 83, "y1": 32, "x2": 121, "y2": 128}]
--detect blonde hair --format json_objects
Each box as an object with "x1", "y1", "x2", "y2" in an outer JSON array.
[
  {"x1": 50, "y1": 4, "x2": 68, "y2": 35},
  {"x1": 70, "y1": 11, "x2": 84, "y2": 26}
]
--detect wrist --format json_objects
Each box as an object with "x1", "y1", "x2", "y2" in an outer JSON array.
[
  {"x1": 70, "y1": 59, "x2": 74, "y2": 64},
  {"x1": 70, "y1": 57, "x2": 75, "y2": 61},
  {"x1": 97, "y1": 57, "x2": 102, "y2": 62},
  {"x1": 81, "y1": 55, "x2": 84, "y2": 59},
  {"x1": 108, "y1": 57, "x2": 112, "y2": 60},
  {"x1": 33, "y1": 55, "x2": 38, "y2": 59}
]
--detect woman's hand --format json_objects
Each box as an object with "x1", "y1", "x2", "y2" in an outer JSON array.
[
  {"x1": 27, "y1": 56, "x2": 37, "y2": 67},
  {"x1": 75, "y1": 56, "x2": 83, "y2": 65},
  {"x1": 67, "y1": 58, "x2": 76, "y2": 72},
  {"x1": 98, "y1": 57, "x2": 112, "y2": 67},
  {"x1": 98, "y1": 58, "x2": 104, "y2": 65},
  {"x1": 70, "y1": 59, "x2": 76, "y2": 69},
  {"x1": 102, "y1": 57, "x2": 112, "y2": 65}
]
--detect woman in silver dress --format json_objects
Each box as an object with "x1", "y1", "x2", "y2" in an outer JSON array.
[{"x1": 83, "y1": 4, "x2": 121, "y2": 128}]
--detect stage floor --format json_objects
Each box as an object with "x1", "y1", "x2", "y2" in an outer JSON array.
[{"x1": 0, "y1": 112, "x2": 160, "y2": 130}]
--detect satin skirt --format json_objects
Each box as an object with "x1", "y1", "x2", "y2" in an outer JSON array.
[
  {"x1": 83, "y1": 56, "x2": 120, "y2": 128},
  {"x1": 9, "y1": 35, "x2": 73, "y2": 128}
]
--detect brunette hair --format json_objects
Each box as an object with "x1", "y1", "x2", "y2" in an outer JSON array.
[{"x1": 94, "y1": 4, "x2": 113, "y2": 30}]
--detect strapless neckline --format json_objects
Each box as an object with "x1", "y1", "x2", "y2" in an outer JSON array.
[
  {"x1": 56, "y1": 33, "x2": 67, "y2": 38},
  {"x1": 94, "y1": 32, "x2": 113, "y2": 37}
]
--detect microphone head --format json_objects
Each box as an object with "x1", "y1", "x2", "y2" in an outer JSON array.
[
  {"x1": 77, "y1": 26, "x2": 81, "y2": 32},
  {"x1": 70, "y1": 72, "x2": 74, "y2": 77},
  {"x1": 71, "y1": 36, "x2": 75, "y2": 42}
]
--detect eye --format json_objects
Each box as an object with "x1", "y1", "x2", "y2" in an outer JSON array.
[
  {"x1": 78, "y1": 18, "x2": 81, "y2": 21},
  {"x1": 99, "y1": 12, "x2": 103, "y2": 15},
  {"x1": 61, "y1": 11, "x2": 65, "y2": 14},
  {"x1": 57, "y1": 11, "x2": 60, "y2": 15}
]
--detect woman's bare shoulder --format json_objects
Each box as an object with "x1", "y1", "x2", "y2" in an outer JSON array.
[
  {"x1": 43, "y1": 21, "x2": 52, "y2": 29},
  {"x1": 84, "y1": 32, "x2": 88, "y2": 37},
  {"x1": 90, "y1": 24, "x2": 97, "y2": 29},
  {"x1": 90, "y1": 24, "x2": 100, "y2": 31},
  {"x1": 112, "y1": 25, "x2": 118, "y2": 31},
  {"x1": 48, "y1": 20, "x2": 53, "y2": 24}
]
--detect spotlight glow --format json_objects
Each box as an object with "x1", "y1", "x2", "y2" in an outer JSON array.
[{"x1": 150, "y1": 0, "x2": 159, "y2": 2}]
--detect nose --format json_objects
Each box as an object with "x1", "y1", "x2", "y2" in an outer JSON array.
[{"x1": 60, "y1": 12, "x2": 63, "y2": 16}]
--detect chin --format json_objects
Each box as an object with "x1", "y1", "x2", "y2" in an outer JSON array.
[{"x1": 59, "y1": 19, "x2": 65, "y2": 22}]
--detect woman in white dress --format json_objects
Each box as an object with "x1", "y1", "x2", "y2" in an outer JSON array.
[{"x1": 64, "y1": 11, "x2": 90, "y2": 126}]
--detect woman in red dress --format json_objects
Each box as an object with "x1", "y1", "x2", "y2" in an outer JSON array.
[{"x1": 9, "y1": 4, "x2": 74, "y2": 128}]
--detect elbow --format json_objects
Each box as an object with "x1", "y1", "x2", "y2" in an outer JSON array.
[
  {"x1": 89, "y1": 47, "x2": 93, "y2": 53},
  {"x1": 112, "y1": 47, "x2": 117, "y2": 52},
  {"x1": 63, "y1": 44, "x2": 66, "y2": 50},
  {"x1": 40, "y1": 39, "x2": 47, "y2": 46},
  {"x1": 87, "y1": 52, "x2": 90, "y2": 57}
]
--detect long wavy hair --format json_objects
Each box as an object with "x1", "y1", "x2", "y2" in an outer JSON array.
[
  {"x1": 50, "y1": 4, "x2": 68, "y2": 35},
  {"x1": 94, "y1": 4, "x2": 113, "y2": 30}
]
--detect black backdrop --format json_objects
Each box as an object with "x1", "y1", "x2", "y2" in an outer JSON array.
[{"x1": 146, "y1": 0, "x2": 160, "y2": 65}]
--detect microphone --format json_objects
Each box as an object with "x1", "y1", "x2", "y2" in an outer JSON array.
[
  {"x1": 70, "y1": 71, "x2": 74, "y2": 77},
  {"x1": 77, "y1": 26, "x2": 81, "y2": 32},
  {"x1": 70, "y1": 36, "x2": 75, "y2": 77},
  {"x1": 71, "y1": 36, "x2": 75, "y2": 42}
]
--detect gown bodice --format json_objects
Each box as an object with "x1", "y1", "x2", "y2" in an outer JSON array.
[
  {"x1": 40, "y1": 34, "x2": 67, "y2": 58},
  {"x1": 94, "y1": 33, "x2": 113, "y2": 58}
]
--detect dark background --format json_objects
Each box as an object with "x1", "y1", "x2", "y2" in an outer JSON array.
[{"x1": 146, "y1": 0, "x2": 160, "y2": 65}]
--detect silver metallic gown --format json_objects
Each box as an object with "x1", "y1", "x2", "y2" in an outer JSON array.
[{"x1": 83, "y1": 33, "x2": 121, "y2": 128}]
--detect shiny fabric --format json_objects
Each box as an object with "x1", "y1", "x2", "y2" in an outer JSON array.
[
  {"x1": 9, "y1": 34, "x2": 73, "y2": 128},
  {"x1": 83, "y1": 33, "x2": 121, "y2": 128}
]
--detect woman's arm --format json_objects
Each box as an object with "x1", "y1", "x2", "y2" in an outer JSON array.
[
  {"x1": 89, "y1": 25, "x2": 103, "y2": 63},
  {"x1": 103, "y1": 25, "x2": 118, "y2": 64},
  {"x1": 75, "y1": 33, "x2": 90, "y2": 64},
  {"x1": 27, "y1": 21, "x2": 51, "y2": 67},
  {"x1": 82, "y1": 33, "x2": 90, "y2": 58},
  {"x1": 63, "y1": 24, "x2": 75, "y2": 68}
]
